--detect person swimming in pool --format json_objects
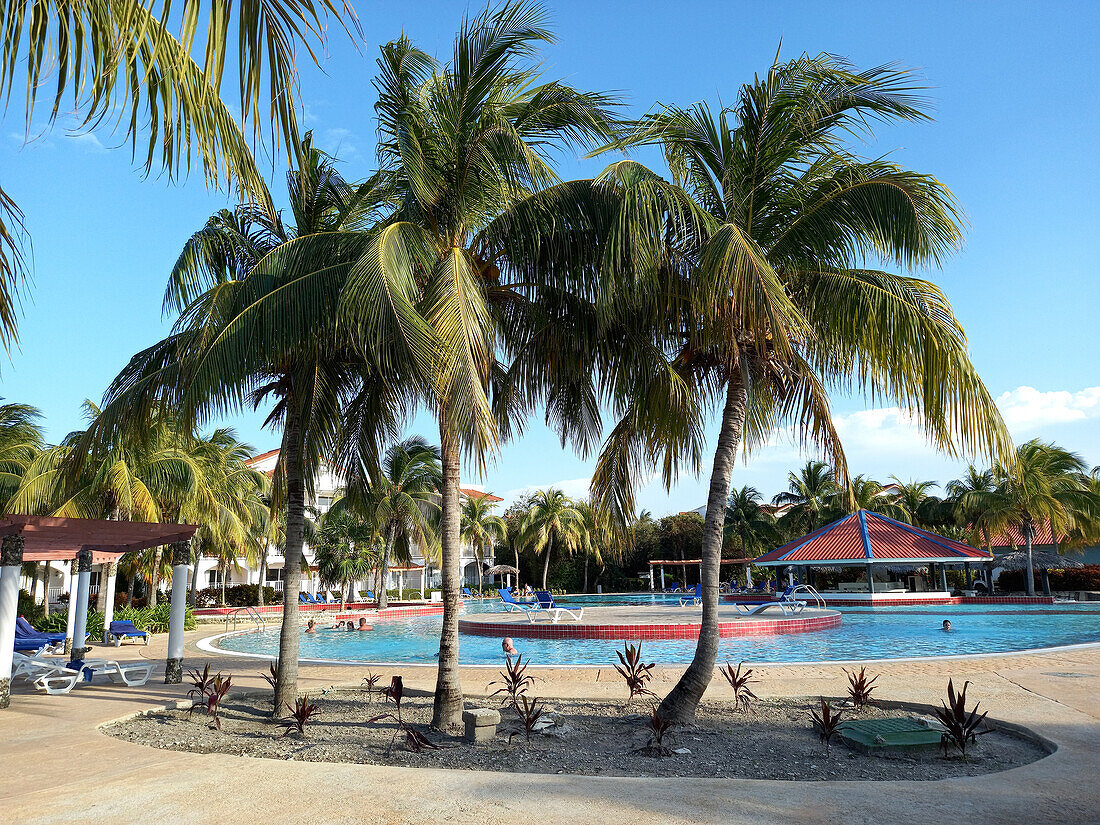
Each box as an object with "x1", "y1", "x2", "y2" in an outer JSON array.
[
  {"x1": 942, "y1": 619, "x2": 952, "y2": 631},
  {"x1": 305, "y1": 619, "x2": 317, "y2": 634},
  {"x1": 502, "y1": 637, "x2": 518, "y2": 660},
  {"x1": 357, "y1": 617, "x2": 374, "y2": 631}
]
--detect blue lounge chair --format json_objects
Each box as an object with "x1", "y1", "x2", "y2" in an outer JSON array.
[
  {"x1": 679, "y1": 582, "x2": 702, "y2": 606},
  {"x1": 107, "y1": 620, "x2": 149, "y2": 646},
  {"x1": 366, "y1": 590, "x2": 375, "y2": 601},
  {"x1": 498, "y1": 588, "x2": 537, "y2": 612},
  {"x1": 529, "y1": 591, "x2": 584, "y2": 623},
  {"x1": 299, "y1": 593, "x2": 312, "y2": 604},
  {"x1": 462, "y1": 587, "x2": 473, "y2": 598},
  {"x1": 16, "y1": 616, "x2": 65, "y2": 643}
]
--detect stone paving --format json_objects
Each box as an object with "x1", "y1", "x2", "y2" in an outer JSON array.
[{"x1": 2, "y1": 625, "x2": 1098, "y2": 825}]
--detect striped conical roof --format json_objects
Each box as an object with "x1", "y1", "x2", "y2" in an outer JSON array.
[{"x1": 752, "y1": 510, "x2": 992, "y2": 566}]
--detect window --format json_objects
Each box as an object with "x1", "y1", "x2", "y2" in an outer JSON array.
[
  {"x1": 207, "y1": 570, "x2": 224, "y2": 587},
  {"x1": 316, "y1": 496, "x2": 332, "y2": 510},
  {"x1": 265, "y1": 568, "x2": 284, "y2": 584}
]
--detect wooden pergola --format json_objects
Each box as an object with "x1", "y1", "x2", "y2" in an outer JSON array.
[{"x1": 0, "y1": 515, "x2": 198, "y2": 708}]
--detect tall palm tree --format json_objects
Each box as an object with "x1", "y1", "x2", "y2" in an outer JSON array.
[
  {"x1": 591, "y1": 56, "x2": 1011, "y2": 723},
  {"x1": 313, "y1": 507, "x2": 379, "y2": 609},
  {"x1": 335, "y1": 2, "x2": 621, "y2": 728},
  {"x1": 889, "y1": 477, "x2": 941, "y2": 529},
  {"x1": 0, "y1": 402, "x2": 44, "y2": 510},
  {"x1": 946, "y1": 466, "x2": 998, "y2": 550},
  {"x1": 773, "y1": 462, "x2": 840, "y2": 535},
  {"x1": 830, "y1": 475, "x2": 908, "y2": 522},
  {"x1": 0, "y1": 2, "x2": 357, "y2": 354},
  {"x1": 339, "y1": 437, "x2": 441, "y2": 609},
  {"x1": 459, "y1": 496, "x2": 506, "y2": 594},
  {"x1": 75, "y1": 137, "x2": 394, "y2": 716},
  {"x1": 517, "y1": 489, "x2": 585, "y2": 590},
  {"x1": 985, "y1": 440, "x2": 1099, "y2": 596},
  {"x1": 723, "y1": 486, "x2": 779, "y2": 558}
]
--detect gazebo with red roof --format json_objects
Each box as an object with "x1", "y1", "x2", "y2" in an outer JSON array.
[
  {"x1": 0, "y1": 515, "x2": 199, "y2": 708},
  {"x1": 752, "y1": 510, "x2": 992, "y2": 595}
]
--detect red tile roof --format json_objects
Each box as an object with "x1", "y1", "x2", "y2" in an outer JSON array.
[
  {"x1": 460, "y1": 488, "x2": 503, "y2": 502},
  {"x1": 753, "y1": 510, "x2": 991, "y2": 566},
  {"x1": 986, "y1": 521, "x2": 1061, "y2": 548}
]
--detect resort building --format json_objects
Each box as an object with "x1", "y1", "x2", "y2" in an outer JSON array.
[{"x1": 19, "y1": 450, "x2": 502, "y2": 608}]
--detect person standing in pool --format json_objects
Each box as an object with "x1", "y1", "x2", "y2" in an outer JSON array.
[
  {"x1": 305, "y1": 619, "x2": 317, "y2": 634},
  {"x1": 942, "y1": 619, "x2": 952, "y2": 631},
  {"x1": 502, "y1": 637, "x2": 518, "y2": 661},
  {"x1": 357, "y1": 617, "x2": 374, "y2": 631}
]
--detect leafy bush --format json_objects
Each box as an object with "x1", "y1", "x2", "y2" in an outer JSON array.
[
  {"x1": 719, "y1": 661, "x2": 758, "y2": 712},
  {"x1": 810, "y1": 698, "x2": 846, "y2": 755},
  {"x1": 613, "y1": 643, "x2": 657, "y2": 707},
  {"x1": 195, "y1": 584, "x2": 278, "y2": 607},
  {"x1": 36, "y1": 603, "x2": 194, "y2": 639},
  {"x1": 995, "y1": 564, "x2": 1100, "y2": 593},
  {"x1": 279, "y1": 696, "x2": 321, "y2": 735},
  {"x1": 845, "y1": 666, "x2": 879, "y2": 710},
  {"x1": 935, "y1": 679, "x2": 988, "y2": 759},
  {"x1": 489, "y1": 655, "x2": 534, "y2": 709}
]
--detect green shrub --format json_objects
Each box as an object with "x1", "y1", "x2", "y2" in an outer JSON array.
[
  {"x1": 36, "y1": 604, "x2": 194, "y2": 639},
  {"x1": 195, "y1": 584, "x2": 278, "y2": 607}
]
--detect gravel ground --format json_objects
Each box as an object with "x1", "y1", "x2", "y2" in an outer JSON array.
[{"x1": 104, "y1": 688, "x2": 1048, "y2": 781}]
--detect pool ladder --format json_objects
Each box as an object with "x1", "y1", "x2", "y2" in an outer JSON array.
[
  {"x1": 787, "y1": 584, "x2": 827, "y2": 610},
  {"x1": 223, "y1": 606, "x2": 267, "y2": 633}
]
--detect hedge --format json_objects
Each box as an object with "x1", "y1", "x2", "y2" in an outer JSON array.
[
  {"x1": 195, "y1": 584, "x2": 278, "y2": 607},
  {"x1": 29, "y1": 602, "x2": 195, "y2": 642},
  {"x1": 997, "y1": 564, "x2": 1100, "y2": 592}
]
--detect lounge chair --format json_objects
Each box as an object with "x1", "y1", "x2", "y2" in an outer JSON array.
[
  {"x1": 732, "y1": 600, "x2": 806, "y2": 617},
  {"x1": 298, "y1": 593, "x2": 312, "y2": 604},
  {"x1": 16, "y1": 617, "x2": 66, "y2": 643},
  {"x1": 679, "y1": 583, "x2": 702, "y2": 606},
  {"x1": 527, "y1": 591, "x2": 584, "y2": 623},
  {"x1": 462, "y1": 587, "x2": 473, "y2": 598},
  {"x1": 107, "y1": 620, "x2": 149, "y2": 646},
  {"x1": 498, "y1": 588, "x2": 537, "y2": 612},
  {"x1": 14, "y1": 618, "x2": 80, "y2": 655},
  {"x1": 77, "y1": 657, "x2": 156, "y2": 686},
  {"x1": 11, "y1": 653, "x2": 85, "y2": 695}
]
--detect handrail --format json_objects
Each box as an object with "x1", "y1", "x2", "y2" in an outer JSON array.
[
  {"x1": 787, "y1": 584, "x2": 827, "y2": 610},
  {"x1": 223, "y1": 606, "x2": 267, "y2": 633}
]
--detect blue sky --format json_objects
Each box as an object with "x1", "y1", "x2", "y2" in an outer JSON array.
[{"x1": 1, "y1": 0, "x2": 1097, "y2": 515}]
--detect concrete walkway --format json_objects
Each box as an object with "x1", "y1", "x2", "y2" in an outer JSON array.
[{"x1": 3, "y1": 627, "x2": 1098, "y2": 825}]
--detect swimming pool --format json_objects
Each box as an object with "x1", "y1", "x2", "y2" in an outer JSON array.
[{"x1": 209, "y1": 593, "x2": 1100, "y2": 666}]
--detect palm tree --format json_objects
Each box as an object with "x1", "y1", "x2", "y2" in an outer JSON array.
[
  {"x1": 339, "y1": 437, "x2": 441, "y2": 609},
  {"x1": 0, "y1": 2, "x2": 357, "y2": 353},
  {"x1": 830, "y1": 475, "x2": 908, "y2": 522},
  {"x1": 946, "y1": 466, "x2": 999, "y2": 550},
  {"x1": 459, "y1": 496, "x2": 506, "y2": 594},
  {"x1": 517, "y1": 489, "x2": 585, "y2": 590},
  {"x1": 75, "y1": 137, "x2": 394, "y2": 716},
  {"x1": 335, "y1": 2, "x2": 621, "y2": 728},
  {"x1": 0, "y1": 402, "x2": 44, "y2": 510},
  {"x1": 313, "y1": 508, "x2": 380, "y2": 609},
  {"x1": 773, "y1": 462, "x2": 841, "y2": 535},
  {"x1": 889, "y1": 477, "x2": 941, "y2": 528},
  {"x1": 723, "y1": 487, "x2": 779, "y2": 559},
  {"x1": 985, "y1": 440, "x2": 1099, "y2": 596},
  {"x1": 591, "y1": 55, "x2": 1011, "y2": 724}
]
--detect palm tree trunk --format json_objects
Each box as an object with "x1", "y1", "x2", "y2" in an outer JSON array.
[
  {"x1": 476, "y1": 552, "x2": 483, "y2": 594},
  {"x1": 257, "y1": 554, "x2": 267, "y2": 608},
  {"x1": 148, "y1": 562, "x2": 159, "y2": 609},
  {"x1": 659, "y1": 368, "x2": 748, "y2": 725},
  {"x1": 583, "y1": 555, "x2": 589, "y2": 593},
  {"x1": 1024, "y1": 523, "x2": 1036, "y2": 597},
  {"x1": 513, "y1": 545, "x2": 520, "y2": 588},
  {"x1": 378, "y1": 545, "x2": 391, "y2": 610},
  {"x1": 126, "y1": 577, "x2": 135, "y2": 608},
  {"x1": 432, "y1": 423, "x2": 464, "y2": 730},
  {"x1": 42, "y1": 562, "x2": 51, "y2": 616},
  {"x1": 274, "y1": 403, "x2": 306, "y2": 718},
  {"x1": 220, "y1": 561, "x2": 227, "y2": 606},
  {"x1": 541, "y1": 544, "x2": 551, "y2": 590},
  {"x1": 189, "y1": 555, "x2": 200, "y2": 606}
]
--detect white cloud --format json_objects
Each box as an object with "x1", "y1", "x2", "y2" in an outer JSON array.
[
  {"x1": 996, "y1": 386, "x2": 1100, "y2": 430},
  {"x1": 66, "y1": 132, "x2": 106, "y2": 153},
  {"x1": 322, "y1": 127, "x2": 359, "y2": 160},
  {"x1": 504, "y1": 476, "x2": 592, "y2": 503}
]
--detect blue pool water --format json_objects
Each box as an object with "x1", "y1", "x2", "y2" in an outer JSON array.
[{"x1": 212, "y1": 594, "x2": 1100, "y2": 666}]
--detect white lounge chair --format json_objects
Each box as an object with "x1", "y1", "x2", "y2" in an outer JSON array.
[
  {"x1": 528, "y1": 591, "x2": 584, "y2": 623},
  {"x1": 732, "y1": 600, "x2": 806, "y2": 617},
  {"x1": 11, "y1": 653, "x2": 85, "y2": 695},
  {"x1": 80, "y1": 658, "x2": 157, "y2": 686}
]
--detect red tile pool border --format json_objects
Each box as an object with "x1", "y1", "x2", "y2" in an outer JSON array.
[
  {"x1": 722, "y1": 594, "x2": 1056, "y2": 607},
  {"x1": 458, "y1": 611, "x2": 841, "y2": 641},
  {"x1": 195, "y1": 602, "x2": 451, "y2": 619}
]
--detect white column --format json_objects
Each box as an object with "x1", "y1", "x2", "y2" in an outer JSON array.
[
  {"x1": 71, "y1": 549, "x2": 93, "y2": 660},
  {"x1": 648, "y1": 566, "x2": 654, "y2": 590},
  {"x1": 659, "y1": 565, "x2": 665, "y2": 590},
  {"x1": 744, "y1": 563, "x2": 753, "y2": 588},
  {"x1": 64, "y1": 559, "x2": 78, "y2": 655},
  {"x1": 101, "y1": 562, "x2": 118, "y2": 640},
  {"x1": 165, "y1": 540, "x2": 191, "y2": 683},
  {"x1": 421, "y1": 567, "x2": 426, "y2": 600},
  {"x1": 0, "y1": 534, "x2": 25, "y2": 708}
]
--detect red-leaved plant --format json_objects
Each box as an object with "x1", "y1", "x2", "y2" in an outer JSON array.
[
  {"x1": 614, "y1": 643, "x2": 656, "y2": 707},
  {"x1": 279, "y1": 696, "x2": 321, "y2": 735},
  {"x1": 369, "y1": 676, "x2": 441, "y2": 755}
]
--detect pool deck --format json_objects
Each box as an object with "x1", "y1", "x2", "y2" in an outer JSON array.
[
  {"x1": 459, "y1": 603, "x2": 841, "y2": 639},
  {"x1": 3, "y1": 625, "x2": 1099, "y2": 825}
]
